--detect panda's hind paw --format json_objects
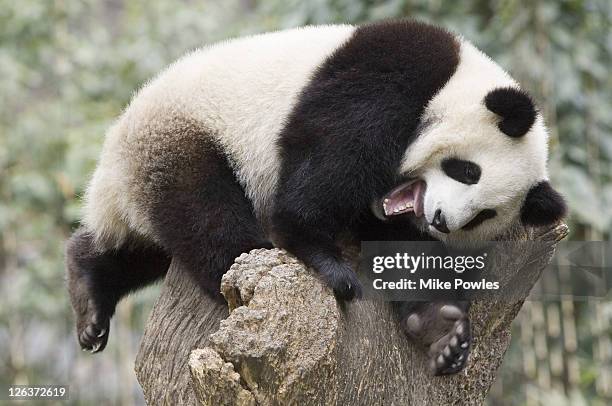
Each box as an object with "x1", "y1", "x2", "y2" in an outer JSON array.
[
  {"x1": 69, "y1": 270, "x2": 111, "y2": 353},
  {"x1": 401, "y1": 303, "x2": 471, "y2": 376},
  {"x1": 77, "y1": 299, "x2": 111, "y2": 353}
]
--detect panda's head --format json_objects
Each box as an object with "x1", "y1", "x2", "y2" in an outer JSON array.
[{"x1": 380, "y1": 40, "x2": 566, "y2": 243}]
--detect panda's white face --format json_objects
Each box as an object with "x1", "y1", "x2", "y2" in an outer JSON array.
[
  {"x1": 406, "y1": 115, "x2": 548, "y2": 243},
  {"x1": 383, "y1": 113, "x2": 549, "y2": 243},
  {"x1": 382, "y1": 39, "x2": 553, "y2": 243}
]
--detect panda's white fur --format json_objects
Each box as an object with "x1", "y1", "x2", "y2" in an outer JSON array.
[
  {"x1": 84, "y1": 23, "x2": 547, "y2": 250},
  {"x1": 83, "y1": 25, "x2": 356, "y2": 248}
]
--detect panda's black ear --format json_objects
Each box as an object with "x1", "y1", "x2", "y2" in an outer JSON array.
[
  {"x1": 485, "y1": 87, "x2": 536, "y2": 138},
  {"x1": 521, "y1": 181, "x2": 567, "y2": 227}
]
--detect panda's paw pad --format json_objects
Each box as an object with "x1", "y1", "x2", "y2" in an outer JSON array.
[
  {"x1": 401, "y1": 304, "x2": 471, "y2": 376},
  {"x1": 427, "y1": 317, "x2": 471, "y2": 376},
  {"x1": 77, "y1": 300, "x2": 110, "y2": 354}
]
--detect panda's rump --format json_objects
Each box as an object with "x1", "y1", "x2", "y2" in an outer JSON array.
[{"x1": 83, "y1": 109, "x2": 219, "y2": 249}]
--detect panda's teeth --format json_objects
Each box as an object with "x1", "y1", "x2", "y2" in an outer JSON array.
[
  {"x1": 384, "y1": 198, "x2": 389, "y2": 203},
  {"x1": 398, "y1": 203, "x2": 413, "y2": 212}
]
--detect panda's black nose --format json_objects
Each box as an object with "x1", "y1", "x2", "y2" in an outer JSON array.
[{"x1": 432, "y1": 209, "x2": 450, "y2": 234}]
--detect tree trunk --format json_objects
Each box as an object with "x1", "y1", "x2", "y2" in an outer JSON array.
[{"x1": 135, "y1": 224, "x2": 568, "y2": 405}]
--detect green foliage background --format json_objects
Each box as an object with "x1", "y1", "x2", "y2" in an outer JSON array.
[{"x1": 0, "y1": 0, "x2": 610, "y2": 405}]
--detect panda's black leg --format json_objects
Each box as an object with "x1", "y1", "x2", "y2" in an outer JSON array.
[
  {"x1": 66, "y1": 228, "x2": 171, "y2": 353},
  {"x1": 395, "y1": 301, "x2": 471, "y2": 375},
  {"x1": 146, "y1": 142, "x2": 272, "y2": 301}
]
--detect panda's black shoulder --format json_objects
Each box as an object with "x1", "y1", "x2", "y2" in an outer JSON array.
[
  {"x1": 279, "y1": 19, "x2": 460, "y2": 152},
  {"x1": 322, "y1": 19, "x2": 460, "y2": 98},
  {"x1": 276, "y1": 19, "x2": 461, "y2": 205}
]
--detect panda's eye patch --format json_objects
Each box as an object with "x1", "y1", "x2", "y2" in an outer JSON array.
[
  {"x1": 441, "y1": 158, "x2": 481, "y2": 185},
  {"x1": 462, "y1": 209, "x2": 497, "y2": 230}
]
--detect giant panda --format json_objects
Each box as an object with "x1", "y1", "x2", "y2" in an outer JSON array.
[{"x1": 66, "y1": 19, "x2": 566, "y2": 376}]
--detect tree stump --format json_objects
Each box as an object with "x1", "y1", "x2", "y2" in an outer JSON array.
[{"x1": 135, "y1": 223, "x2": 568, "y2": 405}]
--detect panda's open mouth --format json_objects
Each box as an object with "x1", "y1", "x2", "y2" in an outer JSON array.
[{"x1": 382, "y1": 179, "x2": 426, "y2": 218}]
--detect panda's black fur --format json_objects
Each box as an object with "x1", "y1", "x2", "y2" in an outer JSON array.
[
  {"x1": 484, "y1": 87, "x2": 537, "y2": 138},
  {"x1": 66, "y1": 19, "x2": 566, "y2": 376}
]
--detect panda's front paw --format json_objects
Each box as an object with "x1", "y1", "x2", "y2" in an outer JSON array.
[
  {"x1": 402, "y1": 303, "x2": 471, "y2": 376},
  {"x1": 320, "y1": 261, "x2": 363, "y2": 301}
]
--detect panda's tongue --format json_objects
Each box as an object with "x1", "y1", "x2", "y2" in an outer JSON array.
[{"x1": 382, "y1": 180, "x2": 426, "y2": 218}]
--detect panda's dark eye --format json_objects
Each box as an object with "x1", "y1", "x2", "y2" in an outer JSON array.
[{"x1": 441, "y1": 158, "x2": 481, "y2": 185}]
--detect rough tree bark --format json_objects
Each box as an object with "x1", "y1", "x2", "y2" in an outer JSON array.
[{"x1": 135, "y1": 223, "x2": 568, "y2": 405}]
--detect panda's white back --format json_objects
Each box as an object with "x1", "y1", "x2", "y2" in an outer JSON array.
[{"x1": 83, "y1": 25, "x2": 355, "y2": 247}]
